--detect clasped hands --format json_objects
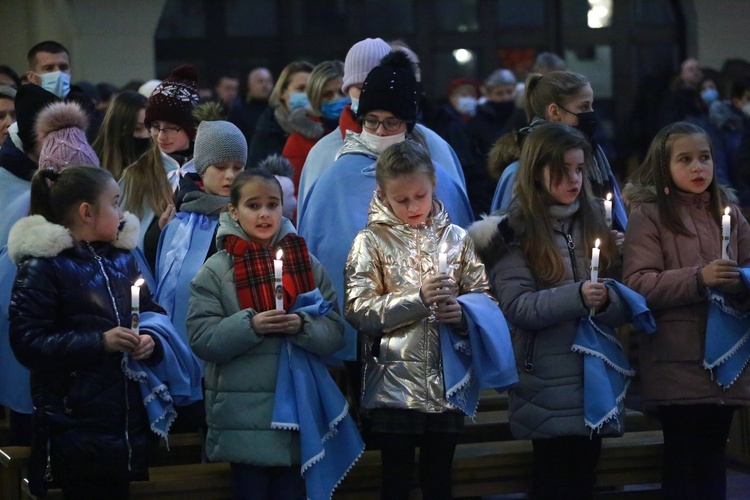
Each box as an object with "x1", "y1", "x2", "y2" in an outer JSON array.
[
  {"x1": 251, "y1": 310, "x2": 303, "y2": 336},
  {"x1": 421, "y1": 274, "x2": 463, "y2": 325},
  {"x1": 103, "y1": 327, "x2": 154, "y2": 360}
]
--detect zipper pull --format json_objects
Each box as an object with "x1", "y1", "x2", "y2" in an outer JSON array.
[{"x1": 566, "y1": 234, "x2": 575, "y2": 250}]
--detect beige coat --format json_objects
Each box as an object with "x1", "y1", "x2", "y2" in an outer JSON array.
[
  {"x1": 622, "y1": 186, "x2": 750, "y2": 407},
  {"x1": 345, "y1": 193, "x2": 490, "y2": 413}
]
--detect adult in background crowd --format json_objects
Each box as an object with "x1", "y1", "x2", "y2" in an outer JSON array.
[
  {"x1": 0, "y1": 85, "x2": 16, "y2": 143},
  {"x1": 0, "y1": 65, "x2": 21, "y2": 89},
  {"x1": 228, "y1": 67, "x2": 273, "y2": 147},
  {"x1": 469, "y1": 69, "x2": 518, "y2": 160},
  {"x1": 433, "y1": 78, "x2": 490, "y2": 217},
  {"x1": 710, "y1": 77, "x2": 750, "y2": 205},
  {"x1": 214, "y1": 71, "x2": 240, "y2": 110},
  {"x1": 92, "y1": 91, "x2": 150, "y2": 180},
  {"x1": 246, "y1": 62, "x2": 313, "y2": 169},
  {"x1": 25, "y1": 40, "x2": 70, "y2": 99}
]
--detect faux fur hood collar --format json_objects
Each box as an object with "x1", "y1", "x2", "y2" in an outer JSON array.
[
  {"x1": 467, "y1": 213, "x2": 518, "y2": 268},
  {"x1": 8, "y1": 211, "x2": 140, "y2": 265}
]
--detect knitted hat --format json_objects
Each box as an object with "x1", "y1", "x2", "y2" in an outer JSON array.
[
  {"x1": 14, "y1": 84, "x2": 60, "y2": 152},
  {"x1": 35, "y1": 101, "x2": 100, "y2": 171},
  {"x1": 193, "y1": 120, "x2": 247, "y2": 176},
  {"x1": 144, "y1": 65, "x2": 200, "y2": 139},
  {"x1": 447, "y1": 77, "x2": 481, "y2": 97},
  {"x1": 485, "y1": 69, "x2": 517, "y2": 87},
  {"x1": 356, "y1": 50, "x2": 418, "y2": 131},
  {"x1": 342, "y1": 38, "x2": 392, "y2": 93}
]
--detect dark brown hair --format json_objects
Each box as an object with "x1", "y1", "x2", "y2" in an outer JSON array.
[
  {"x1": 229, "y1": 169, "x2": 283, "y2": 207},
  {"x1": 30, "y1": 166, "x2": 113, "y2": 227}
]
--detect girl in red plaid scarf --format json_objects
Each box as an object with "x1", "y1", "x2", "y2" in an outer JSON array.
[{"x1": 187, "y1": 169, "x2": 345, "y2": 500}]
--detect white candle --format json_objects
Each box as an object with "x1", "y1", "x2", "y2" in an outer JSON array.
[
  {"x1": 438, "y1": 242, "x2": 448, "y2": 274},
  {"x1": 131, "y1": 278, "x2": 144, "y2": 333},
  {"x1": 722, "y1": 207, "x2": 731, "y2": 260},
  {"x1": 590, "y1": 239, "x2": 600, "y2": 284},
  {"x1": 274, "y1": 249, "x2": 284, "y2": 311},
  {"x1": 604, "y1": 193, "x2": 613, "y2": 228}
]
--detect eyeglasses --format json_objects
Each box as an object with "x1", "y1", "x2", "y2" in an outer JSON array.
[
  {"x1": 361, "y1": 116, "x2": 409, "y2": 132},
  {"x1": 150, "y1": 125, "x2": 182, "y2": 136}
]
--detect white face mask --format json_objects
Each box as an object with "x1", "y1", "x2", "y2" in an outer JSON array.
[
  {"x1": 360, "y1": 129, "x2": 406, "y2": 155},
  {"x1": 350, "y1": 97, "x2": 359, "y2": 114},
  {"x1": 455, "y1": 95, "x2": 478, "y2": 116},
  {"x1": 37, "y1": 71, "x2": 71, "y2": 98},
  {"x1": 743, "y1": 103, "x2": 750, "y2": 118}
]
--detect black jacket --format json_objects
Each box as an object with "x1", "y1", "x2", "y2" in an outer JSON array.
[{"x1": 8, "y1": 213, "x2": 164, "y2": 493}]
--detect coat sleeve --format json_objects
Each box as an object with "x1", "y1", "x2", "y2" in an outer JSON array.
[
  {"x1": 9, "y1": 258, "x2": 107, "y2": 370},
  {"x1": 187, "y1": 258, "x2": 263, "y2": 364},
  {"x1": 490, "y1": 247, "x2": 589, "y2": 331},
  {"x1": 457, "y1": 231, "x2": 493, "y2": 297},
  {"x1": 290, "y1": 254, "x2": 346, "y2": 356},
  {"x1": 622, "y1": 206, "x2": 704, "y2": 311},
  {"x1": 344, "y1": 230, "x2": 429, "y2": 335}
]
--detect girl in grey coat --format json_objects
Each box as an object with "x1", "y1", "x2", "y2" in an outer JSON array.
[{"x1": 469, "y1": 122, "x2": 629, "y2": 500}]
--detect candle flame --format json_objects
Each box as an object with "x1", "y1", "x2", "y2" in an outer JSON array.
[
  {"x1": 725, "y1": 207, "x2": 730, "y2": 216},
  {"x1": 134, "y1": 278, "x2": 144, "y2": 287},
  {"x1": 594, "y1": 238, "x2": 600, "y2": 249},
  {"x1": 276, "y1": 249, "x2": 283, "y2": 260},
  {"x1": 606, "y1": 193, "x2": 612, "y2": 201}
]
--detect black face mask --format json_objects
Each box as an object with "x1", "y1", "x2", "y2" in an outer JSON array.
[
  {"x1": 132, "y1": 136, "x2": 152, "y2": 160},
  {"x1": 573, "y1": 111, "x2": 598, "y2": 140}
]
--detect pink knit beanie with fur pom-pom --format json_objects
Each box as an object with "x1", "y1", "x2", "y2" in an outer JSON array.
[{"x1": 35, "y1": 101, "x2": 100, "y2": 171}]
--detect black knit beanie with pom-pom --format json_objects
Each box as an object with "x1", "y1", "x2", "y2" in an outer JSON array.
[{"x1": 356, "y1": 50, "x2": 419, "y2": 131}]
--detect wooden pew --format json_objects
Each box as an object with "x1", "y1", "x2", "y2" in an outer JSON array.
[{"x1": 0, "y1": 446, "x2": 30, "y2": 500}]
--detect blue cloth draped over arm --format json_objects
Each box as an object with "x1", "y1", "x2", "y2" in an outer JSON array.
[
  {"x1": 439, "y1": 293, "x2": 518, "y2": 418},
  {"x1": 122, "y1": 311, "x2": 204, "y2": 442},
  {"x1": 704, "y1": 268, "x2": 750, "y2": 388},
  {"x1": 572, "y1": 280, "x2": 655, "y2": 432},
  {"x1": 271, "y1": 289, "x2": 364, "y2": 500}
]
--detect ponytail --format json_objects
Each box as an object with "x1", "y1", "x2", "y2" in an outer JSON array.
[{"x1": 30, "y1": 166, "x2": 114, "y2": 227}]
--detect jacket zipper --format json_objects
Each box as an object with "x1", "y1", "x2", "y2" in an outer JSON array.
[
  {"x1": 87, "y1": 243, "x2": 133, "y2": 472},
  {"x1": 526, "y1": 224, "x2": 579, "y2": 373}
]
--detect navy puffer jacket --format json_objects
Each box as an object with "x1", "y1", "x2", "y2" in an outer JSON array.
[{"x1": 8, "y1": 213, "x2": 164, "y2": 494}]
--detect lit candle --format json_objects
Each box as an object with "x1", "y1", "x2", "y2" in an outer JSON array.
[
  {"x1": 438, "y1": 242, "x2": 448, "y2": 274},
  {"x1": 604, "y1": 193, "x2": 613, "y2": 228},
  {"x1": 274, "y1": 249, "x2": 284, "y2": 311},
  {"x1": 722, "y1": 207, "x2": 731, "y2": 260},
  {"x1": 131, "y1": 278, "x2": 144, "y2": 333},
  {"x1": 590, "y1": 239, "x2": 600, "y2": 316}
]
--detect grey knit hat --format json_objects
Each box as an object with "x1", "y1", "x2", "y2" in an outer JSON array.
[{"x1": 193, "y1": 120, "x2": 247, "y2": 175}]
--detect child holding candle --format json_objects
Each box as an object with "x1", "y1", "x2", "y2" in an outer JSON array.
[
  {"x1": 622, "y1": 121, "x2": 750, "y2": 499},
  {"x1": 469, "y1": 122, "x2": 629, "y2": 499},
  {"x1": 344, "y1": 140, "x2": 509, "y2": 499},
  {"x1": 7, "y1": 166, "x2": 166, "y2": 498},
  {"x1": 187, "y1": 169, "x2": 351, "y2": 499}
]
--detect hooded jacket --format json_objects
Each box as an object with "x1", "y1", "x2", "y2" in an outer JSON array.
[
  {"x1": 345, "y1": 193, "x2": 490, "y2": 413},
  {"x1": 186, "y1": 213, "x2": 344, "y2": 465},
  {"x1": 468, "y1": 202, "x2": 628, "y2": 439},
  {"x1": 622, "y1": 183, "x2": 750, "y2": 407},
  {"x1": 7, "y1": 212, "x2": 164, "y2": 490}
]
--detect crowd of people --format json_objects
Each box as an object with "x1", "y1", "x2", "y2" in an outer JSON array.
[{"x1": 1, "y1": 37, "x2": 750, "y2": 500}]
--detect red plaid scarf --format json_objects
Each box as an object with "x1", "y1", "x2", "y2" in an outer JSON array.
[{"x1": 224, "y1": 233, "x2": 316, "y2": 312}]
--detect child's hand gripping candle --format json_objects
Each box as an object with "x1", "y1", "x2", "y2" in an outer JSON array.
[
  {"x1": 590, "y1": 239, "x2": 600, "y2": 316},
  {"x1": 274, "y1": 249, "x2": 284, "y2": 311},
  {"x1": 604, "y1": 193, "x2": 613, "y2": 228},
  {"x1": 722, "y1": 207, "x2": 731, "y2": 260},
  {"x1": 131, "y1": 278, "x2": 144, "y2": 333}
]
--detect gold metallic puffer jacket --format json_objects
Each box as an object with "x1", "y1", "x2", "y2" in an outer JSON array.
[{"x1": 345, "y1": 192, "x2": 491, "y2": 413}]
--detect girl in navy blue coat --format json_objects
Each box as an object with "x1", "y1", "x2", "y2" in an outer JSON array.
[{"x1": 8, "y1": 166, "x2": 164, "y2": 499}]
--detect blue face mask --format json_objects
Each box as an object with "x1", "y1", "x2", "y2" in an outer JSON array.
[
  {"x1": 321, "y1": 96, "x2": 351, "y2": 121},
  {"x1": 288, "y1": 92, "x2": 310, "y2": 110},
  {"x1": 37, "y1": 71, "x2": 71, "y2": 98},
  {"x1": 701, "y1": 87, "x2": 719, "y2": 105}
]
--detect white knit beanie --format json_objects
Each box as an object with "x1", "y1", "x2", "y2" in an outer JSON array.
[
  {"x1": 193, "y1": 120, "x2": 247, "y2": 175},
  {"x1": 342, "y1": 38, "x2": 392, "y2": 93}
]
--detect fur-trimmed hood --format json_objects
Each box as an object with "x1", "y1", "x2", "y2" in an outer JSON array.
[
  {"x1": 8, "y1": 211, "x2": 140, "y2": 264},
  {"x1": 467, "y1": 212, "x2": 520, "y2": 268},
  {"x1": 621, "y1": 182, "x2": 738, "y2": 208}
]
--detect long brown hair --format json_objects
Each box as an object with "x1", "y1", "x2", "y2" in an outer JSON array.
[
  {"x1": 119, "y1": 143, "x2": 173, "y2": 218},
  {"x1": 515, "y1": 122, "x2": 613, "y2": 285},
  {"x1": 92, "y1": 91, "x2": 148, "y2": 180},
  {"x1": 630, "y1": 121, "x2": 723, "y2": 236}
]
